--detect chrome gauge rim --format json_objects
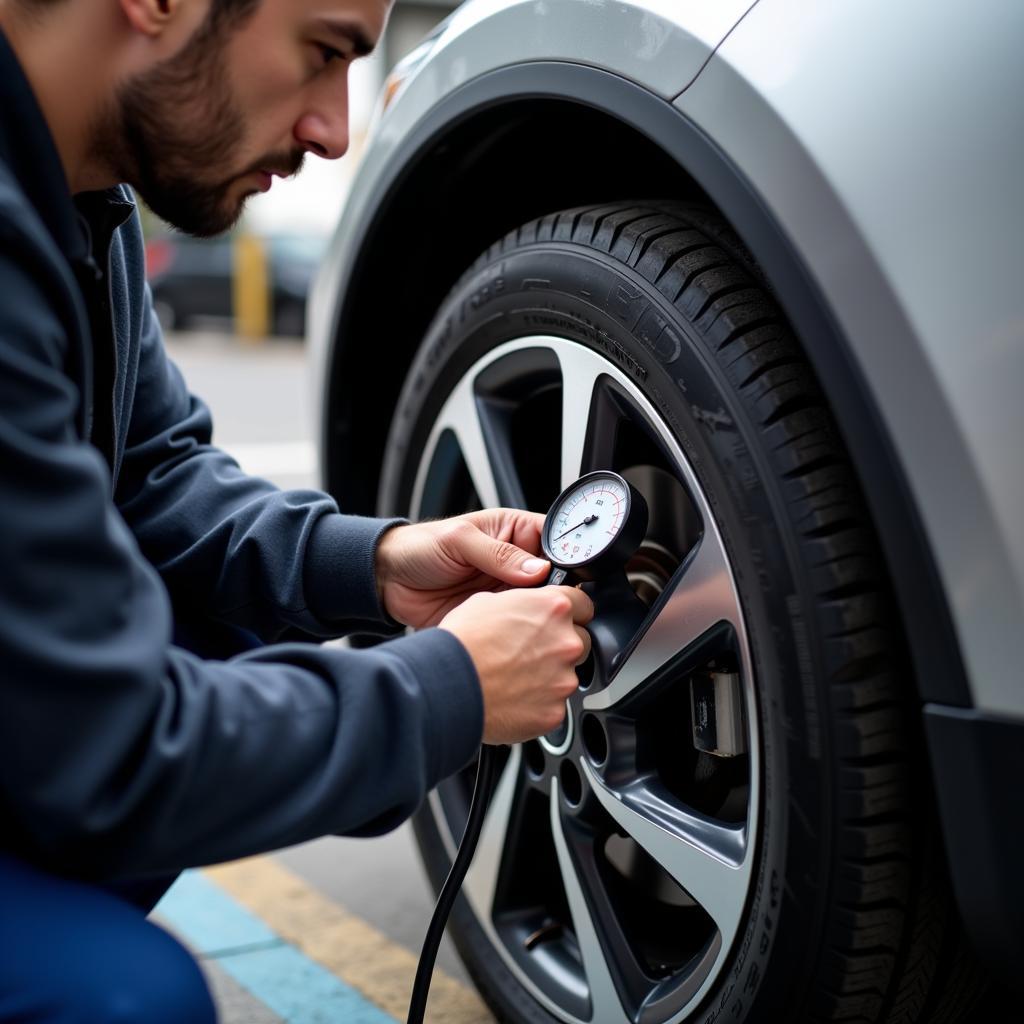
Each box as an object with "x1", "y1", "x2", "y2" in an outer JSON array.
[{"x1": 411, "y1": 336, "x2": 760, "y2": 1024}]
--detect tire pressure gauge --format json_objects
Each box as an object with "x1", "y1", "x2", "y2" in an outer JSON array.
[{"x1": 542, "y1": 470, "x2": 649, "y2": 585}]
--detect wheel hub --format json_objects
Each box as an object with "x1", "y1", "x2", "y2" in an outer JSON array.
[
  {"x1": 526, "y1": 694, "x2": 620, "y2": 831},
  {"x1": 540, "y1": 701, "x2": 575, "y2": 756}
]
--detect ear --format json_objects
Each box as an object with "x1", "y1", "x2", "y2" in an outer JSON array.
[{"x1": 118, "y1": 0, "x2": 201, "y2": 38}]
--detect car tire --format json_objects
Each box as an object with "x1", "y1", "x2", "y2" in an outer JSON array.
[{"x1": 378, "y1": 202, "x2": 987, "y2": 1023}]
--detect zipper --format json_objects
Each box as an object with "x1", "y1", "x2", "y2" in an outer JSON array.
[{"x1": 102, "y1": 240, "x2": 119, "y2": 470}]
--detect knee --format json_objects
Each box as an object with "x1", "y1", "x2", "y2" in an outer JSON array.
[
  {"x1": 71, "y1": 921, "x2": 216, "y2": 1024},
  {"x1": 0, "y1": 855, "x2": 216, "y2": 1024}
]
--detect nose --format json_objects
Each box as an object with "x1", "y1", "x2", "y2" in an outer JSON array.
[{"x1": 294, "y1": 102, "x2": 349, "y2": 160}]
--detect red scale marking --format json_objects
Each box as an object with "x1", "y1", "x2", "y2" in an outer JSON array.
[{"x1": 594, "y1": 485, "x2": 624, "y2": 534}]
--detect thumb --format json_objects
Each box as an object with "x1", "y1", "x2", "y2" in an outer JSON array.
[{"x1": 459, "y1": 526, "x2": 549, "y2": 585}]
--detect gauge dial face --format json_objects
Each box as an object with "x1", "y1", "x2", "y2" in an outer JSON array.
[{"x1": 545, "y1": 473, "x2": 629, "y2": 567}]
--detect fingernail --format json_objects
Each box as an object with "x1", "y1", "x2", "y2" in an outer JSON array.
[{"x1": 521, "y1": 557, "x2": 547, "y2": 573}]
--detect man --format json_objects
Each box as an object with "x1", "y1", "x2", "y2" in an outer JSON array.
[{"x1": 0, "y1": 0, "x2": 594, "y2": 1019}]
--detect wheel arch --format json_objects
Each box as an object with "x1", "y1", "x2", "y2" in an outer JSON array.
[
  {"x1": 320, "y1": 84, "x2": 705, "y2": 514},
  {"x1": 320, "y1": 62, "x2": 970, "y2": 718}
]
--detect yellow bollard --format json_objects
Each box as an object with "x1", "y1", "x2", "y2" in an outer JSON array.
[{"x1": 233, "y1": 234, "x2": 270, "y2": 342}]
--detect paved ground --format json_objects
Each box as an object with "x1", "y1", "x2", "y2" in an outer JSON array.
[{"x1": 158, "y1": 331, "x2": 479, "y2": 1023}]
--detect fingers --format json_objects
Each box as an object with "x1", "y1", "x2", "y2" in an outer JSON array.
[
  {"x1": 444, "y1": 581, "x2": 596, "y2": 746},
  {"x1": 548, "y1": 587, "x2": 592, "y2": 666},
  {"x1": 474, "y1": 508, "x2": 546, "y2": 551},
  {"x1": 508, "y1": 510, "x2": 546, "y2": 553},
  {"x1": 449, "y1": 519, "x2": 549, "y2": 586},
  {"x1": 574, "y1": 624, "x2": 592, "y2": 666},
  {"x1": 555, "y1": 584, "x2": 595, "y2": 625}
]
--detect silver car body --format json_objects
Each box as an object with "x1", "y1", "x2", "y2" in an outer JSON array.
[
  {"x1": 309, "y1": 0, "x2": 1023, "y2": 978},
  {"x1": 680, "y1": 0, "x2": 1024, "y2": 721}
]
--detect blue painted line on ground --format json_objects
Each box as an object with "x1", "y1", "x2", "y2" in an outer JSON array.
[
  {"x1": 157, "y1": 870, "x2": 278, "y2": 954},
  {"x1": 156, "y1": 871, "x2": 395, "y2": 1024}
]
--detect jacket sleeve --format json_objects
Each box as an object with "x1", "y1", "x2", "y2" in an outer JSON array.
[
  {"x1": 0, "y1": 232, "x2": 483, "y2": 879},
  {"x1": 112, "y1": 222, "x2": 395, "y2": 640}
]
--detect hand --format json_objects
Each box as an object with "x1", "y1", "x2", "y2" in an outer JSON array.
[
  {"x1": 439, "y1": 586, "x2": 594, "y2": 745},
  {"x1": 376, "y1": 510, "x2": 550, "y2": 628}
]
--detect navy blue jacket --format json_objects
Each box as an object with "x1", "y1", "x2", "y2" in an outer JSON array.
[{"x1": 0, "y1": 30, "x2": 481, "y2": 878}]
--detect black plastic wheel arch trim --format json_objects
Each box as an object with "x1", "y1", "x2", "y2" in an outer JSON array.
[
  {"x1": 923, "y1": 704, "x2": 1024, "y2": 994},
  {"x1": 324, "y1": 60, "x2": 969, "y2": 712}
]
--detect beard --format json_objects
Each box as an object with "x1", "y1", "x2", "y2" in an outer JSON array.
[{"x1": 95, "y1": 20, "x2": 304, "y2": 237}]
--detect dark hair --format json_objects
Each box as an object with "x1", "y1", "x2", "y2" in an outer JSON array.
[{"x1": 16, "y1": 0, "x2": 260, "y2": 32}]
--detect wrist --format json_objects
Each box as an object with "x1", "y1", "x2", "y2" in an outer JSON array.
[
  {"x1": 303, "y1": 513, "x2": 407, "y2": 629},
  {"x1": 374, "y1": 521, "x2": 406, "y2": 613}
]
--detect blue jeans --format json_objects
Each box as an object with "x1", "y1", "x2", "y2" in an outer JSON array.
[
  {"x1": 0, "y1": 620, "x2": 262, "y2": 1021},
  {"x1": 0, "y1": 853, "x2": 215, "y2": 1023}
]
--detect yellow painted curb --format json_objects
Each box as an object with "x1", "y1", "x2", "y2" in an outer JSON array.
[{"x1": 204, "y1": 856, "x2": 493, "y2": 1024}]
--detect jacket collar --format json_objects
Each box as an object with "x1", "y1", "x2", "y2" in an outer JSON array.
[{"x1": 0, "y1": 28, "x2": 135, "y2": 265}]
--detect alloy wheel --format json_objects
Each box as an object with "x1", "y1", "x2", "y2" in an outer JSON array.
[{"x1": 410, "y1": 335, "x2": 760, "y2": 1024}]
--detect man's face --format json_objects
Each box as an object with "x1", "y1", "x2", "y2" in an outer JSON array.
[{"x1": 106, "y1": 0, "x2": 389, "y2": 237}]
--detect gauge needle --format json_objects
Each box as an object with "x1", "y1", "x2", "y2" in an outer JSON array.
[{"x1": 553, "y1": 514, "x2": 599, "y2": 541}]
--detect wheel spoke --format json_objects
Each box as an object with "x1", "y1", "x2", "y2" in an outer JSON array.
[
  {"x1": 550, "y1": 781, "x2": 628, "y2": 1022},
  {"x1": 554, "y1": 344, "x2": 610, "y2": 490},
  {"x1": 449, "y1": 380, "x2": 504, "y2": 509},
  {"x1": 584, "y1": 525, "x2": 740, "y2": 712},
  {"x1": 416, "y1": 374, "x2": 516, "y2": 511},
  {"x1": 582, "y1": 762, "x2": 747, "y2": 948},
  {"x1": 463, "y1": 746, "x2": 522, "y2": 920}
]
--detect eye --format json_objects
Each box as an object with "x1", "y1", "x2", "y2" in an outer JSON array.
[{"x1": 316, "y1": 43, "x2": 348, "y2": 66}]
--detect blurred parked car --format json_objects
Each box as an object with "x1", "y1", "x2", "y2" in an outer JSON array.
[
  {"x1": 145, "y1": 233, "x2": 325, "y2": 337},
  {"x1": 310, "y1": 1, "x2": 1023, "y2": 1022}
]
